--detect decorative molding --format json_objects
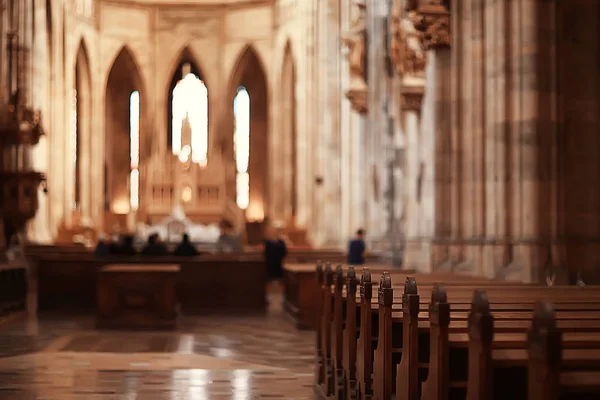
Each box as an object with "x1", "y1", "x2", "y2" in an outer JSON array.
[
  {"x1": 400, "y1": 85, "x2": 424, "y2": 113},
  {"x1": 408, "y1": 0, "x2": 451, "y2": 50},
  {"x1": 342, "y1": 0, "x2": 368, "y2": 114}
]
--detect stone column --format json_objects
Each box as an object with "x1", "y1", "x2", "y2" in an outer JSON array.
[
  {"x1": 322, "y1": 0, "x2": 343, "y2": 246},
  {"x1": 366, "y1": 0, "x2": 388, "y2": 243},
  {"x1": 556, "y1": 0, "x2": 600, "y2": 282}
]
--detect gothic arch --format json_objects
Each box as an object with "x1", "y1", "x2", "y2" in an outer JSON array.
[
  {"x1": 104, "y1": 46, "x2": 146, "y2": 214},
  {"x1": 225, "y1": 44, "x2": 269, "y2": 222},
  {"x1": 73, "y1": 38, "x2": 92, "y2": 217},
  {"x1": 165, "y1": 45, "x2": 209, "y2": 150}
]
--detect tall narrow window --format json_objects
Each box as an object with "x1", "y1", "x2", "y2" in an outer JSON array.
[
  {"x1": 172, "y1": 64, "x2": 208, "y2": 166},
  {"x1": 71, "y1": 88, "x2": 78, "y2": 210},
  {"x1": 129, "y1": 91, "x2": 140, "y2": 211},
  {"x1": 234, "y1": 87, "x2": 250, "y2": 209}
]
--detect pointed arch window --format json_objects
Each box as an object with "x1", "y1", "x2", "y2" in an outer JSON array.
[
  {"x1": 234, "y1": 87, "x2": 250, "y2": 209},
  {"x1": 129, "y1": 91, "x2": 140, "y2": 211},
  {"x1": 171, "y1": 64, "x2": 208, "y2": 166},
  {"x1": 71, "y1": 88, "x2": 79, "y2": 210}
]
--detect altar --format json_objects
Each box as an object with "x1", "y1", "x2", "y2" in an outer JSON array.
[{"x1": 141, "y1": 116, "x2": 245, "y2": 237}]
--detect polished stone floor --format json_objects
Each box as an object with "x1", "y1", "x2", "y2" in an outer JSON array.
[{"x1": 0, "y1": 297, "x2": 315, "y2": 399}]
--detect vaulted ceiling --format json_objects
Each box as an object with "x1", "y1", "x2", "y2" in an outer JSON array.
[{"x1": 112, "y1": 0, "x2": 266, "y2": 4}]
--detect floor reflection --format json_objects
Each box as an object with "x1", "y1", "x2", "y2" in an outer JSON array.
[{"x1": 0, "y1": 297, "x2": 316, "y2": 399}]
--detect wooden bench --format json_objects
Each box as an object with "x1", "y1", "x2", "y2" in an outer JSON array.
[
  {"x1": 30, "y1": 253, "x2": 267, "y2": 313},
  {"x1": 314, "y1": 264, "x2": 521, "y2": 397},
  {"x1": 312, "y1": 263, "x2": 600, "y2": 400},
  {"x1": 96, "y1": 264, "x2": 180, "y2": 330},
  {"x1": 285, "y1": 263, "x2": 419, "y2": 330}
]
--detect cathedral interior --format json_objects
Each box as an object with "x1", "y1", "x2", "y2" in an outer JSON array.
[{"x1": 1, "y1": 0, "x2": 600, "y2": 398}]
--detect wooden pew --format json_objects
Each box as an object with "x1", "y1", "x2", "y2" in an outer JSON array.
[
  {"x1": 31, "y1": 253, "x2": 267, "y2": 313},
  {"x1": 314, "y1": 265, "x2": 600, "y2": 400},
  {"x1": 373, "y1": 277, "x2": 600, "y2": 400},
  {"x1": 286, "y1": 262, "x2": 418, "y2": 330},
  {"x1": 316, "y1": 264, "x2": 514, "y2": 399},
  {"x1": 465, "y1": 296, "x2": 600, "y2": 400},
  {"x1": 323, "y1": 267, "x2": 519, "y2": 400},
  {"x1": 380, "y1": 277, "x2": 600, "y2": 399}
]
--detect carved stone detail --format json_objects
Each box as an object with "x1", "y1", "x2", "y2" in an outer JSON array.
[
  {"x1": 342, "y1": 1, "x2": 368, "y2": 114},
  {"x1": 407, "y1": 0, "x2": 451, "y2": 50},
  {"x1": 400, "y1": 85, "x2": 424, "y2": 113},
  {"x1": 390, "y1": 1, "x2": 428, "y2": 78}
]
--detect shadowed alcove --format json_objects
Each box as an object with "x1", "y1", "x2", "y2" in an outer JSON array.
[
  {"x1": 104, "y1": 46, "x2": 145, "y2": 215},
  {"x1": 226, "y1": 45, "x2": 268, "y2": 223}
]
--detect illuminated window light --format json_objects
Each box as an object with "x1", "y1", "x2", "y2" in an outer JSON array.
[
  {"x1": 236, "y1": 172, "x2": 249, "y2": 210},
  {"x1": 172, "y1": 73, "x2": 208, "y2": 166},
  {"x1": 130, "y1": 169, "x2": 139, "y2": 211},
  {"x1": 129, "y1": 91, "x2": 140, "y2": 211},
  {"x1": 234, "y1": 87, "x2": 250, "y2": 209}
]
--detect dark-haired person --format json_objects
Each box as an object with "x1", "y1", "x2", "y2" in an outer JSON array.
[
  {"x1": 173, "y1": 233, "x2": 199, "y2": 256},
  {"x1": 141, "y1": 233, "x2": 168, "y2": 256},
  {"x1": 347, "y1": 228, "x2": 367, "y2": 265},
  {"x1": 263, "y1": 225, "x2": 288, "y2": 304}
]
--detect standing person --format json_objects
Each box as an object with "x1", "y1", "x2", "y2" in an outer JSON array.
[
  {"x1": 263, "y1": 225, "x2": 288, "y2": 300},
  {"x1": 347, "y1": 228, "x2": 367, "y2": 265}
]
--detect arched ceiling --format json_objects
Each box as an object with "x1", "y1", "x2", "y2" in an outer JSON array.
[{"x1": 111, "y1": 0, "x2": 265, "y2": 4}]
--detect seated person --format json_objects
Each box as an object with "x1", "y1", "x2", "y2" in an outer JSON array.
[
  {"x1": 347, "y1": 228, "x2": 367, "y2": 265},
  {"x1": 109, "y1": 234, "x2": 136, "y2": 256},
  {"x1": 94, "y1": 234, "x2": 109, "y2": 257},
  {"x1": 215, "y1": 219, "x2": 242, "y2": 253},
  {"x1": 119, "y1": 235, "x2": 137, "y2": 256},
  {"x1": 173, "y1": 233, "x2": 199, "y2": 256},
  {"x1": 108, "y1": 234, "x2": 122, "y2": 254},
  {"x1": 141, "y1": 233, "x2": 168, "y2": 256}
]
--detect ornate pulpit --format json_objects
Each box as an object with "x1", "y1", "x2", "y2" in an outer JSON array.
[{"x1": 0, "y1": 31, "x2": 45, "y2": 246}]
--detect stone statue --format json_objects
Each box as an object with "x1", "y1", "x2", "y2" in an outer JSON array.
[
  {"x1": 342, "y1": 1, "x2": 368, "y2": 114},
  {"x1": 402, "y1": 12, "x2": 427, "y2": 76},
  {"x1": 390, "y1": 2, "x2": 427, "y2": 78},
  {"x1": 343, "y1": 1, "x2": 367, "y2": 85}
]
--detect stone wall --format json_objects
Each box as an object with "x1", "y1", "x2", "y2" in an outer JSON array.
[{"x1": 400, "y1": 0, "x2": 600, "y2": 283}]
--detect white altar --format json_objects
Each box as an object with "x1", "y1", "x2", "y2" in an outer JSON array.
[{"x1": 135, "y1": 205, "x2": 221, "y2": 244}]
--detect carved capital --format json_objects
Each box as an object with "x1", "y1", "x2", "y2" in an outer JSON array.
[
  {"x1": 400, "y1": 85, "x2": 424, "y2": 113},
  {"x1": 346, "y1": 87, "x2": 368, "y2": 114},
  {"x1": 408, "y1": 1, "x2": 451, "y2": 50}
]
